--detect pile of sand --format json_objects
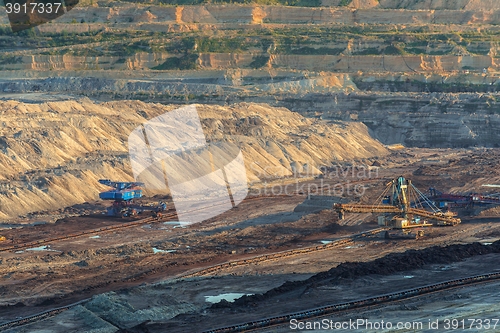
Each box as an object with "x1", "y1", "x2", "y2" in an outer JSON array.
[{"x1": 0, "y1": 100, "x2": 387, "y2": 219}]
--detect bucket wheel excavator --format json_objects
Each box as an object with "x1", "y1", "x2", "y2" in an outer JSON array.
[
  {"x1": 98, "y1": 179, "x2": 168, "y2": 218},
  {"x1": 98, "y1": 179, "x2": 145, "y2": 217},
  {"x1": 334, "y1": 176, "x2": 461, "y2": 239}
]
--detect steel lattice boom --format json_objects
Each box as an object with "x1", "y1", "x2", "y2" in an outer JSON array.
[{"x1": 334, "y1": 176, "x2": 461, "y2": 228}]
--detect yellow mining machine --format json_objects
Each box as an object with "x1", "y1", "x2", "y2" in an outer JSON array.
[
  {"x1": 334, "y1": 176, "x2": 461, "y2": 239},
  {"x1": 0, "y1": 235, "x2": 6, "y2": 242}
]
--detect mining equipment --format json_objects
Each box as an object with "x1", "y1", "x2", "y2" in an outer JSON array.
[
  {"x1": 334, "y1": 176, "x2": 461, "y2": 239},
  {"x1": 98, "y1": 179, "x2": 144, "y2": 217},
  {"x1": 98, "y1": 180, "x2": 169, "y2": 217},
  {"x1": 384, "y1": 227, "x2": 425, "y2": 240},
  {"x1": 0, "y1": 235, "x2": 5, "y2": 242},
  {"x1": 427, "y1": 187, "x2": 500, "y2": 209},
  {"x1": 152, "y1": 201, "x2": 167, "y2": 218}
]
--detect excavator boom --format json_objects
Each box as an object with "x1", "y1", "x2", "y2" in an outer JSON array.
[{"x1": 334, "y1": 176, "x2": 461, "y2": 228}]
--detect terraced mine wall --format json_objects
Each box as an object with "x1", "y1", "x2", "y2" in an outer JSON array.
[
  {"x1": 4, "y1": 5, "x2": 499, "y2": 26},
  {"x1": 1, "y1": 54, "x2": 498, "y2": 72},
  {"x1": 1, "y1": 73, "x2": 499, "y2": 148},
  {"x1": 3, "y1": 1, "x2": 500, "y2": 149},
  {"x1": 290, "y1": 92, "x2": 500, "y2": 148}
]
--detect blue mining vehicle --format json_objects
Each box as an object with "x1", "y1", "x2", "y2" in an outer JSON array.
[
  {"x1": 98, "y1": 179, "x2": 169, "y2": 217},
  {"x1": 98, "y1": 179, "x2": 144, "y2": 217}
]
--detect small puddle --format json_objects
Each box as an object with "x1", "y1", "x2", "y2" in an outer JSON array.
[
  {"x1": 1, "y1": 222, "x2": 46, "y2": 229},
  {"x1": 0, "y1": 224, "x2": 19, "y2": 229},
  {"x1": 481, "y1": 242, "x2": 492, "y2": 245},
  {"x1": 152, "y1": 247, "x2": 176, "y2": 254},
  {"x1": 403, "y1": 275, "x2": 414, "y2": 279},
  {"x1": 205, "y1": 293, "x2": 253, "y2": 304},
  {"x1": 163, "y1": 221, "x2": 191, "y2": 226},
  {"x1": 32, "y1": 221, "x2": 47, "y2": 226},
  {"x1": 344, "y1": 244, "x2": 363, "y2": 249},
  {"x1": 26, "y1": 246, "x2": 59, "y2": 252},
  {"x1": 89, "y1": 235, "x2": 100, "y2": 239},
  {"x1": 320, "y1": 240, "x2": 332, "y2": 244}
]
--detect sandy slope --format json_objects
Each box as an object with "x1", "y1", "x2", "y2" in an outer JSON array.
[{"x1": 0, "y1": 100, "x2": 387, "y2": 220}]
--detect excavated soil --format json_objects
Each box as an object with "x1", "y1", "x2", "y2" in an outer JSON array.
[
  {"x1": 139, "y1": 243, "x2": 500, "y2": 333},
  {"x1": 219, "y1": 242, "x2": 500, "y2": 309},
  {"x1": 0, "y1": 147, "x2": 500, "y2": 332},
  {"x1": 0, "y1": 100, "x2": 386, "y2": 221}
]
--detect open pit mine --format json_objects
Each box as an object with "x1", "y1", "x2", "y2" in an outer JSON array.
[{"x1": 1, "y1": 0, "x2": 500, "y2": 332}]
